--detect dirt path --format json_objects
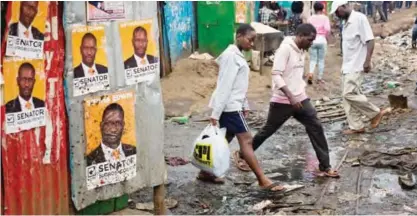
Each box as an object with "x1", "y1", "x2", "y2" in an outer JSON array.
[{"x1": 162, "y1": 8, "x2": 417, "y2": 117}]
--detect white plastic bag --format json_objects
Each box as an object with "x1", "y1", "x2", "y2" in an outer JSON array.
[{"x1": 190, "y1": 124, "x2": 230, "y2": 177}]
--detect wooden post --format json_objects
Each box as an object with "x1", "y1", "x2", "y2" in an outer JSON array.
[
  {"x1": 153, "y1": 184, "x2": 166, "y2": 215},
  {"x1": 259, "y1": 34, "x2": 265, "y2": 75}
]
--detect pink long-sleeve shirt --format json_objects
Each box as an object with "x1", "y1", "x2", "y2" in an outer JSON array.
[
  {"x1": 308, "y1": 14, "x2": 331, "y2": 44},
  {"x1": 270, "y1": 37, "x2": 308, "y2": 104}
]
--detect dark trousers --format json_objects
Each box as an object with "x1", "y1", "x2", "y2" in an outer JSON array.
[
  {"x1": 367, "y1": 1, "x2": 373, "y2": 16},
  {"x1": 382, "y1": 2, "x2": 389, "y2": 20},
  {"x1": 252, "y1": 100, "x2": 331, "y2": 171}
]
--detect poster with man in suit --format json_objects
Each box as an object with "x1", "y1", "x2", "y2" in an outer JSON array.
[
  {"x1": 119, "y1": 19, "x2": 159, "y2": 85},
  {"x1": 6, "y1": 1, "x2": 47, "y2": 59},
  {"x1": 72, "y1": 25, "x2": 110, "y2": 97},
  {"x1": 84, "y1": 90, "x2": 137, "y2": 190},
  {"x1": 3, "y1": 59, "x2": 46, "y2": 134}
]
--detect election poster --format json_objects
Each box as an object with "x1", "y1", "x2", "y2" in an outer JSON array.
[
  {"x1": 72, "y1": 25, "x2": 110, "y2": 97},
  {"x1": 119, "y1": 19, "x2": 159, "y2": 85},
  {"x1": 87, "y1": 1, "x2": 126, "y2": 21},
  {"x1": 235, "y1": 2, "x2": 247, "y2": 23},
  {"x1": 3, "y1": 58, "x2": 46, "y2": 134},
  {"x1": 6, "y1": 1, "x2": 47, "y2": 59},
  {"x1": 84, "y1": 90, "x2": 137, "y2": 190}
]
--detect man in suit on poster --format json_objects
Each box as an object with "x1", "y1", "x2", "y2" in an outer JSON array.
[
  {"x1": 8, "y1": 1, "x2": 44, "y2": 40},
  {"x1": 74, "y1": 33, "x2": 108, "y2": 78},
  {"x1": 124, "y1": 26, "x2": 158, "y2": 69},
  {"x1": 6, "y1": 62, "x2": 45, "y2": 113},
  {"x1": 86, "y1": 103, "x2": 136, "y2": 166}
]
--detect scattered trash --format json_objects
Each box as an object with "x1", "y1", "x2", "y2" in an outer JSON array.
[
  {"x1": 252, "y1": 200, "x2": 273, "y2": 211},
  {"x1": 266, "y1": 172, "x2": 284, "y2": 178},
  {"x1": 170, "y1": 116, "x2": 189, "y2": 124},
  {"x1": 398, "y1": 172, "x2": 416, "y2": 189},
  {"x1": 189, "y1": 52, "x2": 214, "y2": 60},
  {"x1": 388, "y1": 94, "x2": 408, "y2": 109},
  {"x1": 282, "y1": 184, "x2": 305, "y2": 193},
  {"x1": 222, "y1": 196, "x2": 227, "y2": 203},
  {"x1": 328, "y1": 181, "x2": 337, "y2": 194},
  {"x1": 273, "y1": 210, "x2": 287, "y2": 216},
  {"x1": 165, "y1": 156, "x2": 189, "y2": 166},
  {"x1": 135, "y1": 198, "x2": 178, "y2": 211},
  {"x1": 359, "y1": 147, "x2": 417, "y2": 171},
  {"x1": 337, "y1": 191, "x2": 361, "y2": 202},
  {"x1": 403, "y1": 205, "x2": 417, "y2": 214},
  {"x1": 386, "y1": 81, "x2": 401, "y2": 89},
  {"x1": 322, "y1": 96, "x2": 330, "y2": 102}
]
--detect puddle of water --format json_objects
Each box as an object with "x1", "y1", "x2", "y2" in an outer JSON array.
[{"x1": 369, "y1": 172, "x2": 408, "y2": 203}]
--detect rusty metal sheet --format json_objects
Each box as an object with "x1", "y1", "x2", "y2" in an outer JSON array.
[
  {"x1": 63, "y1": 2, "x2": 167, "y2": 210},
  {"x1": 1, "y1": 2, "x2": 69, "y2": 215}
]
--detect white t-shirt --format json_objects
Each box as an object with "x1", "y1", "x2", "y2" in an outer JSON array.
[{"x1": 341, "y1": 11, "x2": 374, "y2": 74}]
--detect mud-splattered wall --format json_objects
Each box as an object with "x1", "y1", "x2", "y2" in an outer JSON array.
[{"x1": 162, "y1": 2, "x2": 196, "y2": 67}]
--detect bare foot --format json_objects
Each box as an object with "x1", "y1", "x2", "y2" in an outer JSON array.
[{"x1": 370, "y1": 108, "x2": 391, "y2": 128}]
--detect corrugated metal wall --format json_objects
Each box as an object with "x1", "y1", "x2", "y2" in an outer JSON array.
[
  {"x1": 1, "y1": 2, "x2": 69, "y2": 215},
  {"x1": 163, "y1": 2, "x2": 196, "y2": 66},
  {"x1": 63, "y1": 2, "x2": 166, "y2": 210}
]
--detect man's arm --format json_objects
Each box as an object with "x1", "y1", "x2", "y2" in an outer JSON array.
[
  {"x1": 359, "y1": 14, "x2": 375, "y2": 72},
  {"x1": 364, "y1": 39, "x2": 375, "y2": 72}
]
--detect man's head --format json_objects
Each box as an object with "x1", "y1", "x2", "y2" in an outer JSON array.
[
  {"x1": 100, "y1": 103, "x2": 125, "y2": 149},
  {"x1": 19, "y1": 1, "x2": 38, "y2": 28},
  {"x1": 295, "y1": 24, "x2": 317, "y2": 50},
  {"x1": 330, "y1": 1, "x2": 350, "y2": 20},
  {"x1": 291, "y1": 1, "x2": 304, "y2": 14},
  {"x1": 17, "y1": 62, "x2": 36, "y2": 101},
  {"x1": 132, "y1": 26, "x2": 148, "y2": 58},
  {"x1": 314, "y1": 2, "x2": 325, "y2": 13},
  {"x1": 80, "y1": 33, "x2": 97, "y2": 67},
  {"x1": 235, "y1": 24, "x2": 256, "y2": 52}
]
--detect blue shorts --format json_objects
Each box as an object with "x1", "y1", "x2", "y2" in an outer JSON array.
[{"x1": 219, "y1": 111, "x2": 249, "y2": 135}]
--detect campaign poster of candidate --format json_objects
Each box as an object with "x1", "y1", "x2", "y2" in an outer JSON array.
[
  {"x1": 3, "y1": 59, "x2": 46, "y2": 134},
  {"x1": 6, "y1": 1, "x2": 47, "y2": 59},
  {"x1": 87, "y1": 1, "x2": 126, "y2": 21},
  {"x1": 84, "y1": 90, "x2": 137, "y2": 190},
  {"x1": 72, "y1": 25, "x2": 110, "y2": 97},
  {"x1": 119, "y1": 19, "x2": 159, "y2": 85}
]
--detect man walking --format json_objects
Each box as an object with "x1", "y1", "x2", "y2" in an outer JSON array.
[
  {"x1": 330, "y1": 1, "x2": 390, "y2": 135},
  {"x1": 235, "y1": 24, "x2": 340, "y2": 178},
  {"x1": 372, "y1": 1, "x2": 387, "y2": 23}
]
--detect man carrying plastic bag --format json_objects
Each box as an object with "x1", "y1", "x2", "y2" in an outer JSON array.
[{"x1": 194, "y1": 24, "x2": 286, "y2": 193}]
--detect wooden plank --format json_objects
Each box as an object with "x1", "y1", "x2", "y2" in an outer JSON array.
[
  {"x1": 260, "y1": 34, "x2": 265, "y2": 75},
  {"x1": 318, "y1": 112, "x2": 345, "y2": 119},
  {"x1": 157, "y1": 2, "x2": 172, "y2": 77},
  {"x1": 153, "y1": 184, "x2": 166, "y2": 215}
]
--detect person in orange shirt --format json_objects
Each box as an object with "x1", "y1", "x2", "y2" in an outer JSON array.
[{"x1": 8, "y1": 1, "x2": 44, "y2": 40}]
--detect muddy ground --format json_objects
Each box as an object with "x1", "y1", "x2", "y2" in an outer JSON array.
[{"x1": 128, "y1": 8, "x2": 417, "y2": 215}]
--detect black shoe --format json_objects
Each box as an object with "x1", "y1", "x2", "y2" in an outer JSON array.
[{"x1": 412, "y1": 41, "x2": 416, "y2": 49}]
